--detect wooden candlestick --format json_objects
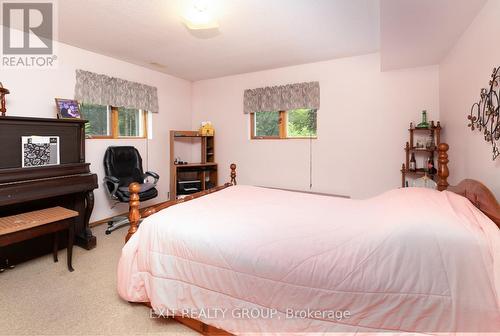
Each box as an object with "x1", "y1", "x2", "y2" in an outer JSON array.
[{"x1": 0, "y1": 83, "x2": 10, "y2": 117}]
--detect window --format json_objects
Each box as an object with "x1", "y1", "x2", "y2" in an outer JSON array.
[
  {"x1": 117, "y1": 107, "x2": 146, "y2": 138},
  {"x1": 81, "y1": 104, "x2": 111, "y2": 137},
  {"x1": 250, "y1": 109, "x2": 317, "y2": 139},
  {"x1": 81, "y1": 104, "x2": 148, "y2": 139},
  {"x1": 254, "y1": 111, "x2": 281, "y2": 138}
]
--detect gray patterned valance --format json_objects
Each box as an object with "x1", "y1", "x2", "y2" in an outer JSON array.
[
  {"x1": 243, "y1": 81, "x2": 320, "y2": 114},
  {"x1": 74, "y1": 70, "x2": 159, "y2": 113}
]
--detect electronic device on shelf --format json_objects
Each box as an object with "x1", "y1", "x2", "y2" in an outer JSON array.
[{"x1": 177, "y1": 180, "x2": 202, "y2": 195}]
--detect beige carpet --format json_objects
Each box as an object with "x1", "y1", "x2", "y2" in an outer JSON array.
[{"x1": 0, "y1": 225, "x2": 199, "y2": 336}]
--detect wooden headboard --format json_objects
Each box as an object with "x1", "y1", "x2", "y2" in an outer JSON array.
[
  {"x1": 448, "y1": 180, "x2": 500, "y2": 228},
  {"x1": 437, "y1": 143, "x2": 500, "y2": 229}
]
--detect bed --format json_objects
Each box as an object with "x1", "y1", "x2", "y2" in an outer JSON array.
[{"x1": 117, "y1": 144, "x2": 500, "y2": 335}]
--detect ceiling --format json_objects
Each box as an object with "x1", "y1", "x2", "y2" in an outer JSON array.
[
  {"x1": 58, "y1": 0, "x2": 380, "y2": 81},
  {"x1": 56, "y1": 0, "x2": 486, "y2": 81},
  {"x1": 380, "y1": 0, "x2": 487, "y2": 71}
]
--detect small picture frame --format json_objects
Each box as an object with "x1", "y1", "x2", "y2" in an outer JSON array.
[{"x1": 55, "y1": 98, "x2": 81, "y2": 119}]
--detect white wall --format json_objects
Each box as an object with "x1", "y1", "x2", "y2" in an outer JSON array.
[
  {"x1": 192, "y1": 53, "x2": 439, "y2": 199},
  {"x1": 2, "y1": 42, "x2": 192, "y2": 221},
  {"x1": 1, "y1": 42, "x2": 444, "y2": 216},
  {"x1": 440, "y1": 0, "x2": 500, "y2": 198}
]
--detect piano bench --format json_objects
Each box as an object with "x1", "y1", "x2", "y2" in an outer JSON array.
[{"x1": 0, "y1": 207, "x2": 79, "y2": 272}]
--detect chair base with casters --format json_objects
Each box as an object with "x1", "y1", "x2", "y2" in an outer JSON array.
[
  {"x1": 105, "y1": 215, "x2": 129, "y2": 235},
  {"x1": 104, "y1": 184, "x2": 158, "y2": 234},
  {"x1": 105, "y1": 215, "x2": 146, "y2": 235},
  {"x1": 103, "y1": 146, "x2": 160, "y2": 235}
]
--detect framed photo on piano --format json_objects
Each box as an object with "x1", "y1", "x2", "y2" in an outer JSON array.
[
  {"x1": 21, "y1": 136, "x2": 60, "y2": 168},
  {"x1": 55, "y1": 98, "x2": 81, "y2": 119}
]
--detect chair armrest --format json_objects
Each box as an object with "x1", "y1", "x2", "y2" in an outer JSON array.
[
  {"x1": 103, "y1": 176, "x2": 120, "y2": 199},
  {"x1": 144, "y1": 171, "x2": 159, "y2": 186}
]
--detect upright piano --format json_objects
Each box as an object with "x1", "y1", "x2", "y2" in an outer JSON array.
[{"x1": 0, "y1": 116, "x2": 98, "y2": 266}]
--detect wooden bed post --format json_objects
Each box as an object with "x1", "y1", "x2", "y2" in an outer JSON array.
[
  {"x1": 437, "y1": 143, "x2": 449, "y2": 191},
  {"x1": 126, "y1": 182, "x2": 141, "y2": 243},
  {"x1": 230, "y1": 163, "x2": 237, "y2": 185}
]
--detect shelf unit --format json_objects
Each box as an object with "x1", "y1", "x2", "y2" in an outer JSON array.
[
  {"x1": 401, "y1": 121, "x2": 442, "y2": 187},
  {"x1": 169, "y1": 130, "x2": 217, "y2": 200}
]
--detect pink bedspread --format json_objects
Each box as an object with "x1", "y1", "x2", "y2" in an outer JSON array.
[{"x1": 117, "y1": 185, "x2": 500, "y2": 334}]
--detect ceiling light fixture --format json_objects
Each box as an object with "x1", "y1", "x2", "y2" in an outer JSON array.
[{"x1": 182, "y1": 0, "x2": 219, "y2": 30}]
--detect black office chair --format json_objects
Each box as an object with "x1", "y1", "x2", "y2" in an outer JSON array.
[{"x1": 103, "y1": 146, "x2": 159, "y2": 234}]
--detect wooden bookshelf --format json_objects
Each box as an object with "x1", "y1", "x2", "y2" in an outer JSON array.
[{"x1": 169, "y1": 130, "x2": 217, "y2": 200}]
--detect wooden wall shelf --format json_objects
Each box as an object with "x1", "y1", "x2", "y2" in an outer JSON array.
[
  {"x1": 401, "y1": 121, "x2": 442, "y2": 187},
  {"x1": 172, "y1": 130, "x2": 214, "y2": 138},
  {"x1": 408, "y1": 126, "x2": 440, "y2": 132},
  {"x1": 401, "y1": 168, "x2": 436, "y2": 176},
  {"x1": 176, "y1": 162, "x2": 217, "y2": 169},
  {"x1": 409, "y1": 148, "x2": 437, "y2": 153}
]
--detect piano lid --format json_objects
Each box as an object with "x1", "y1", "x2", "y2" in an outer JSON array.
[
  {"x1": 0, "y1": 171, "x2": 98, "y2": 207},
  {"x1": 0, "y1": 163, "x2": 91, "y2": 184}
]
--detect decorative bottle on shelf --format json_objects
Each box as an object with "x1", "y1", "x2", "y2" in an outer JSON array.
[
  {"x1": 427, "y1": 155, "x2": 437, "y2": 175},
  {"x1": 426, "y1": 133, "x2": 435, "y2": 149},
  {"x1": 409, "y1": 153, "x2": 417, "y2": 171},
  {"x1": 417, "y1": 110, "x2": 430, "y2": 129}
]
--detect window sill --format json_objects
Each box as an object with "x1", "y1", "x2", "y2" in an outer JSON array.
[
  {"x1": 251, "y1": 137, "x2": 318, "y2": 140},
  {"x1": 86, "y1": 136, "x2": 147, "y2": 140},
  {"x1": 286, "y1": 137, "x2": 318, "y2": 140}
]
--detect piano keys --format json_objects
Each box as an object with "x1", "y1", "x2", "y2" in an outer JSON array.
[{"x1": 0, "y1": 116, "x2": 98, "y2": 266}]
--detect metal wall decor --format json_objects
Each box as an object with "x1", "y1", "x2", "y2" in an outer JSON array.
[{"x1": 468, "y1": 67, "x2": 500, "y2": 160}]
